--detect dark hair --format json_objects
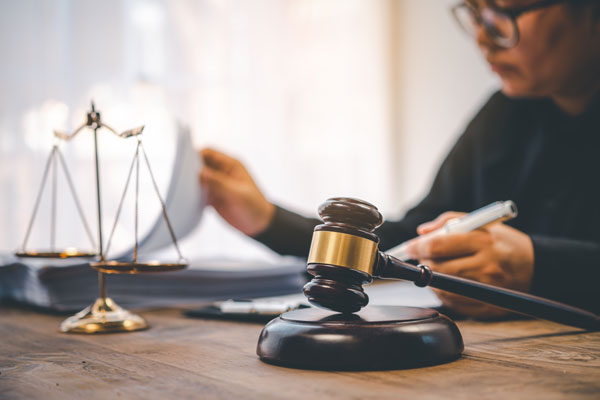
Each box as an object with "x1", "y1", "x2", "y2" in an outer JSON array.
[
  {"x1": 568, "y1": 1, "x2": 600, "y2": 18},
  {"x1": 567, "y1": 0, "x2": 600, "y2": 17}
]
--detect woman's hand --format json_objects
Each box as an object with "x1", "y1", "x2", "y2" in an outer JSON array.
[
  {"x1": 404, "y1": 212, "x2": 535, "y2": 319},
  {"x1": 199, "y1": 148, "x2": 275, "y2": 236}
]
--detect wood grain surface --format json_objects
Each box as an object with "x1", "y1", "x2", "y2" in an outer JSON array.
[{"x1": 0, "y1": 304, "x2": 598, "y2": 400}]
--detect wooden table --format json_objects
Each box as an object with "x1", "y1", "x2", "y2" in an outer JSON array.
[{"x1": 1, "y1": 304, "x2": 598, "y2": 399}]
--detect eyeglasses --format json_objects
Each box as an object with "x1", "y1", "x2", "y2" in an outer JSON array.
[{"x1": 451, "y1": 0, "x2": 570, "y2": 48}]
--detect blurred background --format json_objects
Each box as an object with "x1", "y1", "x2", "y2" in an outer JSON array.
[{"x1": 0, "y1": 0, "x2": 498, "y2": 262}]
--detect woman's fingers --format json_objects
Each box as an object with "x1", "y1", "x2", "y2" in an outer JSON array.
[
  {"x1": 200, "y1": 165, "x2": 233, "y2": 191},
  {"x1": 406, "y1": 230, "x2": 492, "y2": 260},
  {"x1": 200, "y1": 148, "x2": 241, "y2": 172},
  {"x1": 417, "y1": 211, "x2": 465, "y2": 235},
  {"x1": 197, "y1": 147, "x2": 275, "y2": 236}
]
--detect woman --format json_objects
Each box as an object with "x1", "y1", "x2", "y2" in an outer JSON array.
[{"x1": 199, "y1": 0, "x2": 600, "y2": 316}]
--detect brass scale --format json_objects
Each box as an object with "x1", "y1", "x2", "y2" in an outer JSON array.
[{"x1": 15, "y1": 102, "x2": 187, "y2": 333}]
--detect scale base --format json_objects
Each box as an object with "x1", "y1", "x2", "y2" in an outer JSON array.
[
  {"x1": 257, "y1": 305, "x2": 463, "y2": 370},
  {"x1": 60, "y1": 297, "x2": 148, "y2": 334}
]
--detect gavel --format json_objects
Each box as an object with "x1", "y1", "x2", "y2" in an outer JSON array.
[{"x1": 303, "y1": 197, "x2": 599, "y2": 330}]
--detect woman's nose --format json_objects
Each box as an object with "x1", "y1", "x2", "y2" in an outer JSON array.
[{"x1": 475, "y1": 23, "x2": 497, "y2": 53}]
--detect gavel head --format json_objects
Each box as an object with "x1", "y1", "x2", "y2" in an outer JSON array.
[{"x1": 303, "y1": 197, "x2": 383, "y2": 313}]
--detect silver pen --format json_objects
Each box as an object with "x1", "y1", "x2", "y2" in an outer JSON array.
[{"x1": 388, "y1": 200, "x2": 518, "y2": 261}]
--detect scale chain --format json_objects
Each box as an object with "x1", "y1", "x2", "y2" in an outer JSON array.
[
  {"x1": 55, "y1": 147, "x2": 97, "y2": 251},
  {"x1": 140, "y1": 143, "x2": 185, "y2": 261},
  {"x1": 134, "y1": 140, "x2": 140, "y2": 263},
  {"x1": 103, "y1": 142, "x2": 140, "y2": 258},
  {"x1": 51, "y1": 145, "x2": 57, "y2": 251},
  {"x1": 21, "y1": 146, "x2": 57, "y2": 251}
]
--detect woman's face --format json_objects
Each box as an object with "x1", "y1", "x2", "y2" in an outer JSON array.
[{"x1": 476, "y1": 1, "x2": 600, "y2": 99}]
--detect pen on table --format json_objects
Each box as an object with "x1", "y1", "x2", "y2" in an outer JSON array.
[{"x1": 388, "y1": 200, "x2": 518, "y2": 261}]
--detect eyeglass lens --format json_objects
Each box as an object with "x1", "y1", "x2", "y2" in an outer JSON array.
[{"x1": 453, "y1": 4, "x2": 518, "y2": 48}]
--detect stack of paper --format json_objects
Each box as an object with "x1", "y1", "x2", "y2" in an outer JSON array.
[{"x1": 0, "y1": 254, "x2": 307, "y2": 312}]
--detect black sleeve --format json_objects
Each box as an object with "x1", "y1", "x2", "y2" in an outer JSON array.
[
  {"x1": 530, "y1": 235, "x2": 600, "y2": 314},
  {"x1": 251, "y1": 206, "x2": 320, "y2": 257}
]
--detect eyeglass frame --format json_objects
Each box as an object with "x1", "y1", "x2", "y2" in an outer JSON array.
[{"x1": 451, "y1": 0, "x2": 573, "y2": 48}]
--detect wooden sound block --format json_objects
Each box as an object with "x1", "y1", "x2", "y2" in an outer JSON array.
[{"x1": 257, "y1": 305, "x2": 463, "y2": 370}]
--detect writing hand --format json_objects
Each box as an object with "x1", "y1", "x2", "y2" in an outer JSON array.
[
  {"x1": 199, "y1": 148, "x2": 275, "y2": 236},
  {"x1": 405, "y1": 212, "x2": 535, "y2": 319}
]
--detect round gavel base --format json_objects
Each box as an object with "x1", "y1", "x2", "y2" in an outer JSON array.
[{"x1": 257, "y1": 305, "x2": 463, "y2": 370}]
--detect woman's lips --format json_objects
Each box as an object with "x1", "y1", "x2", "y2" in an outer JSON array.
[{"x1": 488, "y1": 61, "x2": 519, "y2": 75}]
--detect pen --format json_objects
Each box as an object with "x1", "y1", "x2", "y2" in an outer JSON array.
[{"x1": 388, "y1": 200, "x2": 518, "y2": 261}]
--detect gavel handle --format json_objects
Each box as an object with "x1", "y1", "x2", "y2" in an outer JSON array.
[{"x1": 378, "y1": 253, "x2": 600, "y2": 330}]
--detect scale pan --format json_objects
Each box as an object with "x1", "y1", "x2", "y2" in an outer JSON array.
[
  {"x1": 15, "y1": 249, "x2": 98, "y2": 259},
  {"x1": 91, "y1": 260, "x2": 187, "y2": 274}
]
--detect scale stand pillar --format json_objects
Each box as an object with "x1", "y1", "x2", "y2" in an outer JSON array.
[{"x1": 60, "y1": 114, "x2": 149, "y2": 334}]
